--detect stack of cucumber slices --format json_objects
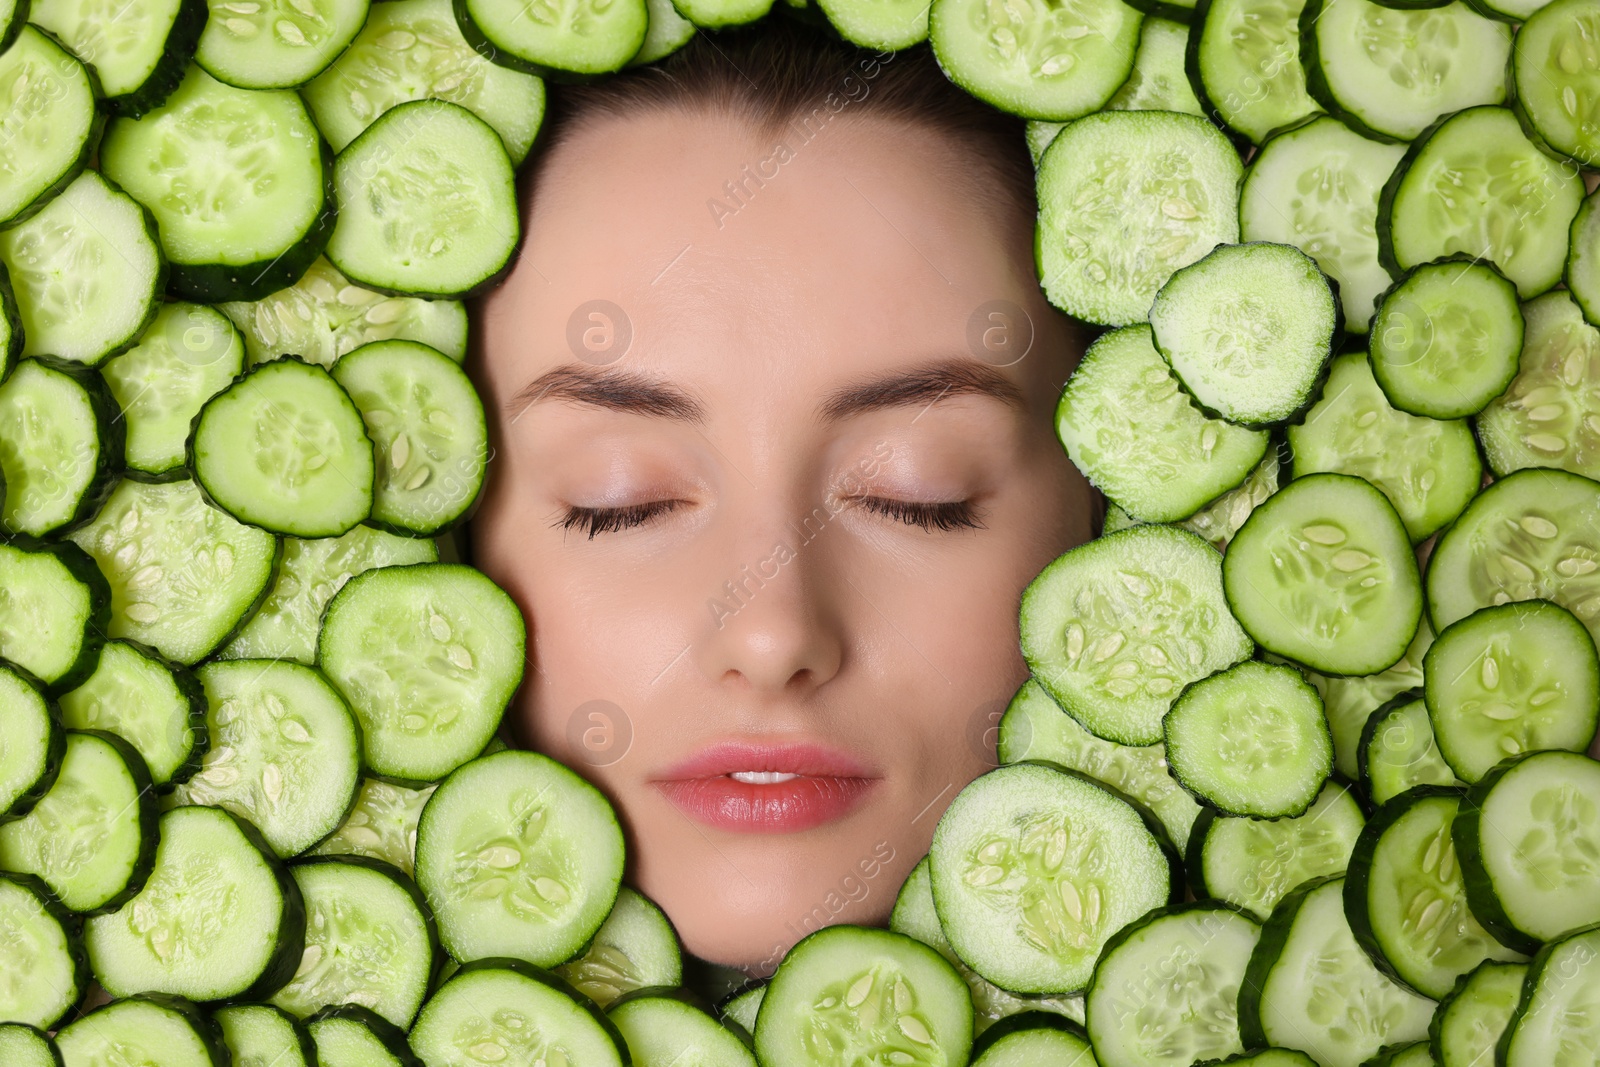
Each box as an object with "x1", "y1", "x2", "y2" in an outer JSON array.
[{"x1": 2, "y1": 0, "x2": 1600, "y2": 1060}]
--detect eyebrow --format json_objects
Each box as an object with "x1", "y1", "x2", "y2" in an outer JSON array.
[
  {"x1": 506, "y1": 358, "x2": 1026, "y2": 424},
  {"x1": 508, "y1": 365, "x2": 706, "y2": 423},
  {"x1": 817, "y1": 359, "x2": 1027, "y2": 422}
]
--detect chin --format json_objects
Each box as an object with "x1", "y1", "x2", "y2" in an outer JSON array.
[
  {"x1": 680, "y1": 879, "x2": 900, "y2": 978},
  {"x1": 635, "y1": 825, "x2": 911, "y2": 976}
]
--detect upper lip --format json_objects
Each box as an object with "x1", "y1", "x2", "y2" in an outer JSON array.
[{"x1": 652, "y1": 741, "x2": 880, "y2": 782}]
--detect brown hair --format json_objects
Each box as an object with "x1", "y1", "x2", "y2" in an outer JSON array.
[{"x1": 523, "y1": 16, "x2": 1036, "y2": 230}]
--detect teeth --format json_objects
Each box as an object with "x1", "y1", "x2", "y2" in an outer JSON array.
[{"x1": 730, "y1": 771, "x2": 799, "y2": 785}]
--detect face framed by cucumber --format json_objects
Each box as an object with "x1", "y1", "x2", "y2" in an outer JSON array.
[{"x1": 0, "y1": 2, "x2": 1597, "y2": 1061}]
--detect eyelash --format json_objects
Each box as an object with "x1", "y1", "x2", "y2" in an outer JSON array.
[
  {"x1": 558, "y1": 500, "x2": 681, "y2": 539},
  {"x1": 857, "y1": 497, "x2": 984, "y2": 532},
  {"x1": 556, "y1": 497, "x2": 983, "y2": 538}
]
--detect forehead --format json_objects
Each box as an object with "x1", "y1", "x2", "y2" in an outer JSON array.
[{"x1": 476, "y1": 108, "x2": 1054, "y2": 404}]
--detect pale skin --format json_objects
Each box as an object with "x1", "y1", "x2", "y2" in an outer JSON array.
[{"x1": 470, "y1": 107, "x2": 1093, "y2": 972}]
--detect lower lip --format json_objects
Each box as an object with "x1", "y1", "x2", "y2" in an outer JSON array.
[{"x1": 655, "y1": 775, "x2": 878, "y2": 833}]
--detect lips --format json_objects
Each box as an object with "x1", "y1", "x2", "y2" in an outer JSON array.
[{"x1": 652, "y1": 742, "x2": 881, "y2": 834}]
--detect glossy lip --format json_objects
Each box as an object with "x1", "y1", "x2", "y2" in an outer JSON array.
[{"x1": 652, "y1": 742, "x2": 882, "y2": 834}]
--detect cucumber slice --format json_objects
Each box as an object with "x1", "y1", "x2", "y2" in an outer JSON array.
[
  {"x1": 1199, "y1": 1053, "x2": 1319, "y2": 1066},
  {"x1": 552, "y1": 886, "x2": 683, "y2": 1008},
  {"x1": 1023, "y1": 524, "x2": 1252, "y2": 745},
  {"x1": 171, "y1": 659, "x2": 362, "y2": 858},
  {"x1": 968, "y1": 1012, "x2": 1094, "y2": 1065},
  {"x1": 306, "y1": 1004, "x2": 422, "y2": 1066},
  {"x1": 1427, "y1": 959, "x2": 1525, "y2": 1067},
  {"x1": 672, "y1": 0, "x2": 773, "y2": 26},
  {"x1": 1566, "y1": 187, "x2": 1600, "y2": 328},
  {"x1": 1365, "y1": 1043, "x2": 1436, "y2": 1066},
  {"x1": 1379, "y1": 106, "x2": 1584, "y2": 299},
  {"x1": 409, "y1": 959, "x2": 627, "y2": 1066},
  {"x1": 609, "y1": 992, "x2": 757, "y2": 1067},
  {"x1": 1512, "y1": 0, "x2": 1600, "y2": 167},
  {"x1": 309, "y1": 777, "x2": 436, "y2": 876},
  {"x1": 1500, "y1": 924, "x2": 1600, "y2": 1066},
  {"x1": 1424, "y1": 468, "x2": 1600, "y2": 651},
  {"x1": 454, "y1": 0, "x2": 648, "y2": 77},
  {"x1": 1026, "y1": 121, "x2": 1063, "y2": 165},
  {"x1": 0, "y1": 538, "x2": 109, "y2": 692},
  {"x1": 814, "y1": 0, "x2": 925, "y2": 49},
  {"x1": 1360, "y1": 693, "x2": 1461, "y2": 806},
  {"x1": 1477, "y1": 291, "x2": 1600, "y2": 481},
  {"x1": 1240, "y1": 115, "x2": 1407, "y2": 333},
  {"x1": 1056, "y1": 323, "x2": 1269, "y2": 523},
  {"x1": 889, "y1": 856, "x2": 1087, "y2": 1033},
  {"x1": 1300, "y1": 621, "x2": 1432, "y2": 780},
  {"x1": 1346, "y1": 788, "x2": 1525, "y2": 1000},
  {"x1": 301, "y1": 0, "x2": 545, "y2": 162},
  {"x1": 0, "y1": 0, "x2": 22, "y2": 51},
  {"x1": 1287, "y1": 351, "x2": 1482, "y2": 543},
  {"x1": 1102, "y1": 452, "x2": 1284, "y2": 551},
  {"x1": 0, "y1": 663, "x2": 61, "y2": 819},
  {"x1": 999, "y1": 678, "x2": 1201, "y2": 849},
  {"x1": 1035, "y1": 109, "x2": 1242, "y2": 326},
  {"x1": 1151, "y1": 241, "x2": 1338, "y2": 427},
  {"x1": 1453, "y1": 750, "x2": 1600, "y2": 952},
  {"x1": 0, "y1": 871, "x2": 86, "y2": 1029},
  {"x1": 99, "y1": 63, "x2": 334, "y2": 302},
  {"x1": 1105, "y1": 17, "x2": 1203, "y2": 115},
  {"x1": 0, "y1": 262, "x2": 19, "y2": 382},
  {"x1": 269, "y1": 857, "x2": 438, "y2": 1028},
  {"x1": 30, "y1": 0, "x2": 204, "y2": 115},
  {"x1": 928, "y1": 0, "x2": 1141, "y2": 121},
  {"x1": 1423, "y1": 600, "x2": 1600, "y2": 783},
  {"x1": 332, "y1": 339, "x2": 487, "y2": 536},
  {"x1": 1224, "y1": 473, "x2": 1422, "y2": 676},
  {"x1": 221, "y1": 258, "x2": 469, "y2": 369},
  {"x1": 1239, "y1": 877, "x2": 1436, "y2": 1067},
  {"x1": 192, "y1": 356, "x2": 374, "y2": 538},
  {"x1": 1369, "y1": 258, "x2": 1525, "y2": 420},
  {"x1": 1187, "y1": 778, "x2": 1367, "y2": 919},
  {"x1": 327, "y1": 99, "x2": 518, "y2": 299},
  {"x1": 0, "y1": 359, "x2": 120, "y2": 537},
  {"x1": 215, "y1": 1003, "x2": 316, "y2": 1067},
  {"x1": 0, "y1": 170, "x2": 165, "y2": 367},
  {"x1": 100, "y1": 303, "x2": 245, "y2": 477},
  {"x1": 629, "y1": 0, "x2": 695, "y2": 64},
  {"x1": 1085, "y1": 902, "x2": 1261, "y2": 1066},
  {"x1": 1124, "y1": 0, "x2": 1195, "y2": 17},
  {"x1": 416, "y1": 750, "x2": 623, "y2": 966},
  {"x1": 0, "y1": 731, "x2": 158, "y2": 915},
  {"x1": 718, "y1": 983, "x2": 765, "y2": 1036},
  {"x1": 54, "y1": 994, "x2": 229, "y2": 1067},
  {"x1": 220, "y1": 527, "x2": 436, "y2": 665},
  {"x1": 0, "y1": 25, "x2": 101, "y2": 226},
  {"x1": 1300, "y1": 0, "x2": 1510, "y2": 143},
  {"x1": 928, "y1": 762, "x2": 1178, "y2": 995},
  {"x1": 755, "y1": 925, "x2": 973, "y2": 1067},
  {"x1": 1189, "y1": 0, "x2": 1320, "y2": 144},
  {"x1": 0, "y1": 1024, "x2": 61, "y2": 1067},
  {"x1": 1467, "y1": 0, "x2": 1546, "y2": 17},
  {"x1": 318, "y1": 563, "x2": 525, "y2": 782},
  {"x1": 1165, "y1": 660, "x2": 1333, "y2": 819},
  {"x1": 85, "y1": 805, "x2": 306, "y2": 1002},
  {"x1": 197, "y1": 0, "x2": 372, "y2": 89},
  {"x1": 67, "y1": 477, "x2": 281, "y2": 665}
]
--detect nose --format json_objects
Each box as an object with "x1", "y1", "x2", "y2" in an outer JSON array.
[{"x1": 691, "y1": 511, "x2": 846, "y2": 697}]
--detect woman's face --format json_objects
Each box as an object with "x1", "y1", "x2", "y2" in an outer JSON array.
[{"x1": 470, "y1": 107, "x2": 1093, "y2": 973}]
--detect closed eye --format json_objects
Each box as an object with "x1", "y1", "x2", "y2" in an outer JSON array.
[
  {"x1": 857, "y1": 497, "x2": 984, "y2": 532},
  {"x1": 556, "y1": 496, "x2": 984, "y2": 538},
  {"x1": 556, "y1": 500, "x2": 681, "y2": 539}
]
